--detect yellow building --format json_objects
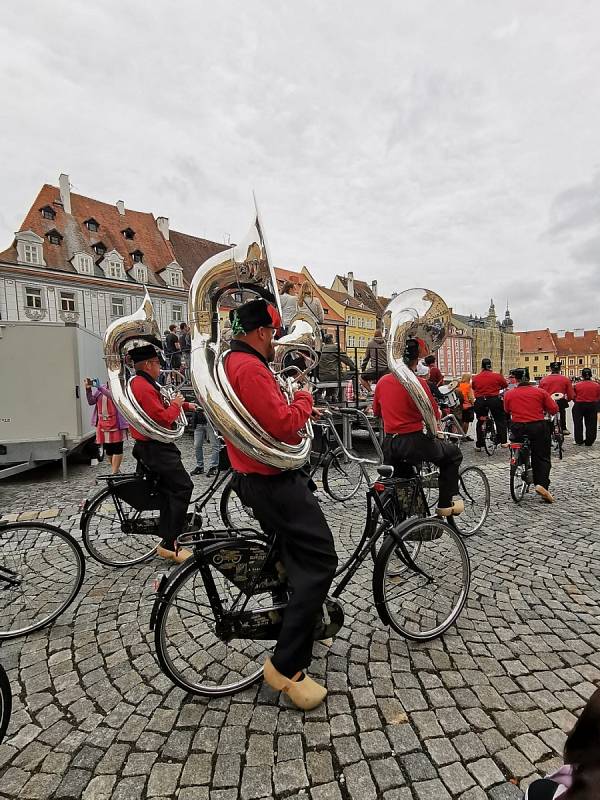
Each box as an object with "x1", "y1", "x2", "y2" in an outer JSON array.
[
  {"x1": 515, "y1": 329, "x2": 557, "y2": 379},
  {"x1": 554, "y1": 329, "x2": 600, "y2": 379},
  {"x1": 301, "y1": 267, "x2": 377, "y2": 362}
]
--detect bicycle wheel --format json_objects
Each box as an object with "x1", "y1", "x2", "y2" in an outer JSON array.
[
  {"x1": 0, "y1": 662, "x2": 11, "y2": 745},
  {"x1": 219, "y1": 479, "x2": 258, "y2": 530},
  {"x1": 0, "y1": 522, "x2": 85, "y2": 639},
  {"x1": 484, "y1": 418, "x2": 497, "y2": 455},
  {"x1": 373, "y1": 517, "x2": 470, "y2": 641},
  {"x1": 420, "y1": 463, "x2": 439, "y2": 513},
  {"x1": 153, "y1": 545, "x2": 277, "y2": 696},
  {"x1": 322, "y1": 448, "x2": 365, "y2": 502},
  {"x1": 81, "y1": 487, "x2": 161, "y2": 567},
  {"x1": 510, "y1": 463, "x2": 527, "y2": 503},
  {"x1": 450, "y1": 466, "x2": 490, "y2": 537}
]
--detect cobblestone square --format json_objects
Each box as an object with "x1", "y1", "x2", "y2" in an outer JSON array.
[{"x1": 1, "y1": 435, "x2": 599, "y2": 799}]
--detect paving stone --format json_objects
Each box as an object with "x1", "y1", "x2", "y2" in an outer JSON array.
[
  {"x1": 413, "y1": 779, "x2": 452, "y2": 800},
  {"x1": 240, "y1": 766, "x2": 272, "y2": 800},
  {"x1": 273, "y1": 758, "x2": 309, "y2": 794},
  {"x1": 306, "y1": 751, "x2": 335, "y2": 785},
  {"x1": 147, "y1": 763, "x2": 182, "y2": 796},
  {"x1": 180, "y1": 753, "x2": 213, "y2": 786},
  {"x1": 343, "y1": 760, "x2": 378, "y2": 800},
  {"x1": 468, "y1": 757, "x2": 506, "y2": 789},
  {"x1": 310, "y1": 783, "x2": 343, "y2": 800},
  {"x1": 370, "y1": 756, "x2": 406, "y2": 792},
  {"x1": 439, "y1": 761, "x2": 476, "y2": 793}
]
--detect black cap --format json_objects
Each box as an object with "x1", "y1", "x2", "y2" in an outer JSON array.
[
  {"x1": 229, "y1": 298, "x2": 281, "y2": 334},
  {"x1": 582, "y1": 367, "x2": 592, "y2": 379},
  {"x1": 481, "y1": 358, "x2": 492, "y2": 370},
  {"x1": 512, "y1": 367, "x2": 527, "y2": 382},
  {"x1": 403, "y1": 337, "x2": 420, "y2": 364},
  {"x1": 128, "y1": 344, "x2": 159, "y2": 363}
]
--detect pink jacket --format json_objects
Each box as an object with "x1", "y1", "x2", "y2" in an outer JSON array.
[{"x1": 86, "y1": 385, "x2": 129, "y2": 430}]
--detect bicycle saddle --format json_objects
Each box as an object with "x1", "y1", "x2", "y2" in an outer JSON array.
[{"x1": 377, "y1": 465, "x2": 394, "y2": 479}]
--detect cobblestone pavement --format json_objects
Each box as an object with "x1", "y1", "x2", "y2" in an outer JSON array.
[{"x1": 1, "y1": 434, "x2": 599, "y2": 800}]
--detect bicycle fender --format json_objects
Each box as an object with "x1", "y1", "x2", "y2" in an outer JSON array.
[
  {"x1": 79, "y1": 488, "x2": 106, "y2": 530},
  {"x1": 149, "y1": 572, "x2": 170, "y2": 631}
]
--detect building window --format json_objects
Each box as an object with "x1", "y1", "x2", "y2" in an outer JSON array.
[
  {"x1": 359, "y1": 336, "x2": 366, "y2": 347},
  {"x1": 122, "y1": 228, "x2": 135, "y2": 240},
  {"x1": 41, "y1": 205, "x2": 56, "y2": 220},
  {"x1": 172, "y1": 304, "x2": 183, "y2": 322},
  {"x1": 108, "y1": 260, "x2": 123, "y2": 279},
  {"x1": 569, "y1": 358, "x2": 575, "y2": 365},
  {"x1": 534, "y1": 356, "x2": 539, "y2": 361},
  {"x1": 93, "y1": 242, "x2": 106, "y2": 256},
  {"x1": 23, "y1": 243, "x2": 41, "y2": 265},
  {"x1": 132, "y1": 250, "x2": 144, "y2": 263},
  {"x1": 76, "y1": 254, "x2": 93, "y2": 274},
  {"x1": 544, "y1": 355, "x2": 549, "y2": 360},
  {"x1": 358, "y1": 317, "x2": 364, "y2": 328},
  {"x1": 579, "y1": 358, "x2": 583, "y2": 365},
  {"x1": 60, "y1": 291, "x2": 76, "y2": 312},
  {"x1": 85, "y1": 218, "x2": 99, "y2": 232},
  {"x1": 134, "y1": 265, "x2": 147, "y2": 283},
  {"x1": 524, "y1": 356, "x2": 529, "y2": 362},
  {"x1": 25, "y1": 287, "x2": 42, "y2": 309},
  {"x1": 348, "y1": 335, "x2": 355, "y2": 348},
  {"x1": 111, "y1": 297, "x2": 125, "y2": 317},
  {"x1": 169, "y1": 270, "x2": 183, "y2": 288},
  {"x1": 47, "y1": 230, "x2": 63, "y2": 245}
]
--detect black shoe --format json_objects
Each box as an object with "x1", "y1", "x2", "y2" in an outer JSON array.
[
  {"x1": 206, "y1": 467, "x2": 218, "y2": 477},
  {"x1": 191, "y1": 467, "x2": 204, "y2": 476}
]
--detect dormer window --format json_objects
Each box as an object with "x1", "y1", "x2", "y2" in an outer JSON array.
[
  {"x1": 134, "y1": 264, "x2": 148, "y2": 283},
  {"x1": 93, "y1": 242, "x2": 106, "y2": 256},
  {"x1": 169, "y1": 270, "x2": 183, "y2": 288},
  {"x1": 131, "y1": 250, "x2": 144, "y2": 263},
  {"x1": 85, "y1": 218, "x2": 99, "y2": 232},
  {"x1": 108, "y1": 260, "x2": 124, "y2": 279},
  {"x1": 41, "y1": 205, "x2": 56, "y2": 220},
  {"x1": 46, "y1": 229, "x2": 63, "y2": 245},
  {"x1": 122, "y1": 228, "x2": 135, "y2": 240},
  {"x1": 74, "y1": 253, "x2": 93, "y2": 275},
  {"x1": 15, "y1": 231, "x2": 45, "y2": 267}
]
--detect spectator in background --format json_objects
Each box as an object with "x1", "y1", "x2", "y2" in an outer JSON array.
[
  {"x1": 458, "y1": 372, "x2": 475, "y2": 438},
  {"x1": 191, "y1": 406, "x2": 221, "y2": 477},
  {"x1": 361, "y1": 329, "x2": 387, "y2": 389},
  {"x1": 424, "y1": 354, "x2": 444, "y2": 386},
  {"x1": 572, "y1": 368, "x2": 600, "y2": 446},
  {"x1": 85, "y1": 379, "x2": 129, "y2": 473},
  {"x1": 279, "y1": 281, "x2": 298, "y2": 333},
  {"x1": 179, "y1": 322, "x2": 191, "y2": 355},
  {"x1": 165, "y1": 324, "x2": 181, "y2": 370},
  {"x1": 297, "y1": 281, "x2": 324, "y2": 325}
]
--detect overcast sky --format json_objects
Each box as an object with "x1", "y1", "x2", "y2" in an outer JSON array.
[{"x1": 1, "y1": 1, "x2": 599, "y2": 330}]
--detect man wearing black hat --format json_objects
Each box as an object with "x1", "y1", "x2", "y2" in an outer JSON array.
[
  {"x1": 504, "y1": 368, "x2": 559, "y2": 502},
  {"x1": 572, "y1": 368, "x2": 600, "y2": 446},
  {"x1": 371, "y1": 338, "x2": 464, "y2": 517},
  {"x1": 472, "y1": 358, "x2": 509, "y2": 451},
  {"x1": 224, "y1": 298, "x2": 337, "y2": 711},
  {"x1": 539, "y1": 362, "x2": 574, "y2": 434},
  {"x1": 128, "y1": 343, "x2": 197, "y2": 563}
]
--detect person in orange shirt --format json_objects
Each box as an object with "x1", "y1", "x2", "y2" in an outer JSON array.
[{"x1": 458, "y1": 372, "x2": 475, "y2": 438}]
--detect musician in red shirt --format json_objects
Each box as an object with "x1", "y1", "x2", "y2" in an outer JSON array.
[
  {"x1": 472, "y1": 358, "x2": 509, "y2": 450},
  {"x1": 539, "y1": 362, "x2": 574, "y2": 434},
  {"x1": 372, "y1": 338, "x2": 464, "y2": 517},
  {"x1": 224, "y1": 298, "x2": 337, "y2": 711},
  {"x1": 572, "y1": 368, "x2": 600, "y2": 446},
  {"x1": 128, "y1": 344, "x2": 197, "y2": 563},
  {"x1": 504, "y1": 368, "x2": 559, "y2": 503},
  {"x1": 424, "y1": 354, "x2": 444, "y2": 386}
]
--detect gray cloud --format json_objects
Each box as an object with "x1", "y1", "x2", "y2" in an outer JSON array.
[{"x1": 1, "y1": 0, "x2": 600, "y2": 329}]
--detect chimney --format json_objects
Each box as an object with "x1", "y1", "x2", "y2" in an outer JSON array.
[
  {"x1": 371, "y1": 279, "x2": 378, "y2": 297},
  {"x1": 347, "y1": 271, "x2": 354, "y2": 297},
  {"x1": 59, "y1": 173, "x2": 71, "y2": 215},
  {"x1": 156, "y1": 216, "x2": 169, "y2": 240},
  {"x1": 116, "y1": 200, "x2": 125, "y2": 215},
  {"x1": 557, "y1": 329, "x2": 566, "y2": 338},
  {"x1": 391, "y1": 291, "x2": 398, "y2": 299},
  {"x1": 574, "y1": 328, "x2": 584, "y2": 337}
]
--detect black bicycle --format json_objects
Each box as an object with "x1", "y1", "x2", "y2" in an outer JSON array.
[
  {"x1": 509, "y1": 436, "x2": 533, "y2": 503},
  {"x1": 0, "y1": 662, "x2": 10, "y2": 745},
  {"x1": 150, "y1": 453, "x2": 471, "y2": 697},
  {"x1": 477, "y1": 410, "x2": 498, "y2": 455},
  {"x1": 548, "y1": 393, "x2": 565, "y2": 461},
  {"x1": 0, "y1": 521, "x2": 85, "y2": 639}
]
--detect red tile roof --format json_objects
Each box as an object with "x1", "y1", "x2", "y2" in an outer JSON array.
[
  {"x1": 554, "y1": 330, "x2": 600, "y2": 356},
  {"x1": 516, "y1": 329, "x2": 556, "y2": 353},
  {"x1": 322, "y1": 286, "x2": 377, "y2": 313},
  {"x1": 0, "y1": 183, "x2": 226, "y2": 288},
  {"x1": 274, "y1": 268, "x2": 345, "y2": 322},
  {"x1": 334, "y1": 275, "x2": 387, "y2": 317}
]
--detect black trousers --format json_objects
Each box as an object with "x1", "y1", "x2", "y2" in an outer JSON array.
[
  {"x1": 233, "y1": 471, "x2": 337, "y2": 677},
  {"x1": 572, "y1": 401, "x2": 597, "y2": 446},
  {"x1": 510, "y1": 420, "x2": 552, "y2": 489},
  {"x1": 132, "y1": 440, "x2": 193, "y2": 548},
  {"x1": 383, "y1": 431, "x2": 463, "y2": 508},
  {"x1": 474, "y1": 396, "x2": 507, "y2": 446},
  {"x1": 556, "y1": 397, "x2": 569, "y2": 431}
]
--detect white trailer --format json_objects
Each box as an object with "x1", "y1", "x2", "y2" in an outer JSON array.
[{"x1": 0, "y1": 321, "x2": 106, "y2": 479}]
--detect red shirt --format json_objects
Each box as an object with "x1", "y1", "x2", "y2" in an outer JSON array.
[
  {"x1": 372, "y1": 373, "x2": 440, "y2": 435},
  {"x1": 539, "y1": 374, "x2": 574, "y2": 401},
  {"x1": 574, "y1": 380, "x2": 600, "y2": 404},
  {"x1": 471, "y1": 370, "x2": 508, "y2": 398},
  {"x1": 129, "y1": 375, "x2": 194, "y2": 441},
  {"x1": 503, "y1": 385, "x2": 558, "y2": 423},
  {"x1": 224, "y1": 348, "x2": 313, "y2": 475},
  {"x1": 428, "y1": 365, "x2": 444, "y2": 386}
]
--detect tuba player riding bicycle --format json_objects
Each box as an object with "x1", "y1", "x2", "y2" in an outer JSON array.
[{"x1": 224, "y1": 298, "x2": 338, "y2": 711}]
